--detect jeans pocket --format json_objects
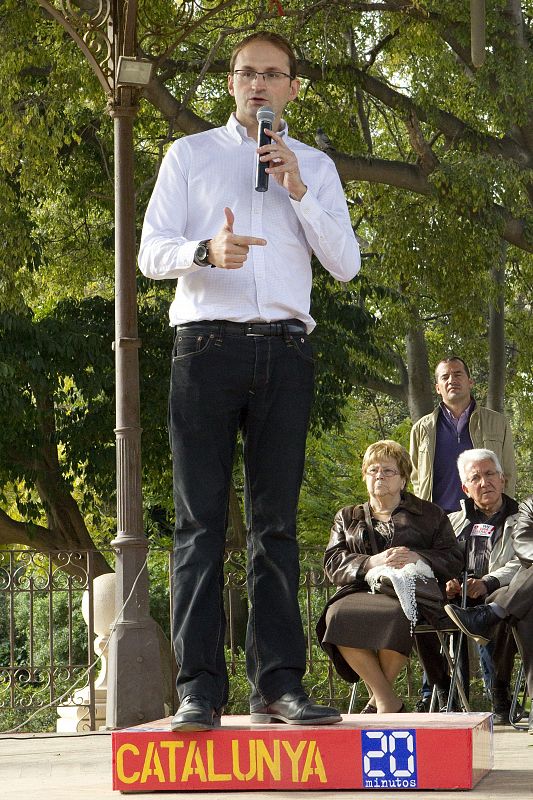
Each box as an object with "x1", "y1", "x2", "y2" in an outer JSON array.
[
  {"x1": 286, "y1": 333, "x2": 314, "y2": 365},
  {"x1": 172, "y1": 333, "x2": 214, "y2": 362}
]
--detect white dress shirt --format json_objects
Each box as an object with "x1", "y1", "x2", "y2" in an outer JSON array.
[{"x1": 138, "y1": 114, "x2": 360, "y2": 332}]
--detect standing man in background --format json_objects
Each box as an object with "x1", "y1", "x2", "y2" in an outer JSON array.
[
  {"x1": 139, "y1": 31, "x2": 360, "y2": 731},
  {"x1": 410, "y1": 356, "x2": 516, "y2": 512}
]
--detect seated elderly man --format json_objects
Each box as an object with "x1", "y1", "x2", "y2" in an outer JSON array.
[
  {"x1": 417, "y1": 449, "x2": 520, "y2": 720},
  {"x1": 446, "y1": 496, "x2": 533, "y2": 733}
]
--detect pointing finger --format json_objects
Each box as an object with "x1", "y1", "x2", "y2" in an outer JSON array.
[{"x1": 231, "y1": 235, "x2": 267, "y2": 247}]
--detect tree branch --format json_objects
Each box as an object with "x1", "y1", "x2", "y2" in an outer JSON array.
[
  {"x1": 0, "y1": 507, "x2": 49, "y2": 548},
  {"x1": 361, "y1": 374, "x2": 407, "y2": 402},
  {"x1": 158, "y1": 56, "x2": 531, "y2": 168}
]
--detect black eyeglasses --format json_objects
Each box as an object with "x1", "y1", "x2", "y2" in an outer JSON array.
[{"x1": 232, "y1": 70, "x2": 293, "y2": 83}]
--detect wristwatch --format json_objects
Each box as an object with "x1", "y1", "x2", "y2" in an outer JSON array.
[{"x1": 193, "y1": 239, "x2": 213, "y2": 267}]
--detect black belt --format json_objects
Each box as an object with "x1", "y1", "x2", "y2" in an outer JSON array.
[{"x1": 175, "y1": 320, "x2": 307, "y2": 337}]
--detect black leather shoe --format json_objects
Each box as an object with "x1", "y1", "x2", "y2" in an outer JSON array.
[
  {"x1": 250, "y1": 689, "x2": 341, "y2": 725},
  {"x1": 170, "y1": 695, "x2": 221, "y2": 732},
  {"x1": 415, "y1": 696, "x2": 431, "y2": 712},
  {"x1": 444, "y1": 604, "x2": 499, "y2": 645},
  {"x1": 492, "y1": 688, "x2": 511, "y2": 725}
]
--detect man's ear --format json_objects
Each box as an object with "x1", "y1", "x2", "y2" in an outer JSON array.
[
  {"x1": 288, "y1": 77, "x2": 300, "y2": 102},
  {"x1": 228, "y1": 73, "x2": 235, "y2": 97}
]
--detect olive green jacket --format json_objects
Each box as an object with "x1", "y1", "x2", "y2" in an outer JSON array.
[{"x1": 409, "y1": 404, "x2": 516, "y2": 502}]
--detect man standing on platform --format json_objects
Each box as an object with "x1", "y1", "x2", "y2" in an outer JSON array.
[
  {"x1": 446, "y1": 495, "x2": 533, "y2": 732},
  {"x1": 139, "y1": 31, "x2": 360, "y2": 731}
]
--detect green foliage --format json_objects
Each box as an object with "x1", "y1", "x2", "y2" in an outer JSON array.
[
  {"x1": 1, "y1": 0, "x2": 533, "y2": 730},
  {"x1": 299, "y1": 394, "x2": 412, "y2": 547}
]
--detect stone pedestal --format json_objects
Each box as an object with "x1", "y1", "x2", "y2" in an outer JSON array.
[{"x1": 57, "y1": 573, "x2": 116, "y2": 732}]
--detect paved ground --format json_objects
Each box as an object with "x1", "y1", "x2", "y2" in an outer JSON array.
[{"x1": 1, "y1": 723, "x2": 531, "y2": 799}]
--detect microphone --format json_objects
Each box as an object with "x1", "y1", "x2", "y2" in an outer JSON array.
[{"x1": 255, "y1": 106, "x2": 275, "y2": 192}]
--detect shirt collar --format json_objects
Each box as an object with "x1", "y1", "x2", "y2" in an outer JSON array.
[
  {"x1": 226, "y1": 113, "x2": 289, "y2": 143},
  {"x1": 466, "y1": 493, "x2": 508, "y2": 523},
  {"x1": 440, "y1": 397, "x2": 475, "y2": 428}
]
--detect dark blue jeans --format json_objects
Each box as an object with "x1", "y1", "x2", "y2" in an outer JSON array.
[{"x1": 168, "y1": 322, "x2": 314, "y2": 712}]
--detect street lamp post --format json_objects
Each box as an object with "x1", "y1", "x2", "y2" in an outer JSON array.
[{"x1": 36, "y1": 0, "x2": 164, "y2": 727}]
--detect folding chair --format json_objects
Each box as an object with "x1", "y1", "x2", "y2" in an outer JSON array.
[
  {"x1": 346, "y1": 622, "x2": 471, "y2": 713},
  {"x1": 414, "y1": 541, "x2": 471, "y2": 713},
  {"x1": 509, "y1": 627, "x2": 529, "y2": 730},
  {"x1": 414, "y1": 619, "x2": 470, "y2": 712}
]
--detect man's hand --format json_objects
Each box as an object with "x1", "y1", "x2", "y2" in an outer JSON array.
[
  {"x1": 446, "y1": 578, "x2": 461, "y2": 599},
  {"x1": 258, "y1": 129, "x2": 307, "y2": 200},
  {"x1": 466, "y1": 577, "x2": 488, "y2": 599},
  {"x1": 208, "y1": 208, "x2": 266, "y2": 269}
]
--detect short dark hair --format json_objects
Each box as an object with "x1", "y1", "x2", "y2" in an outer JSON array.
[
  {"x1": 229, "y1": 31, "x2": 297, "y2": 79},
  {"x1": 434, "y1": 356, "x2": 471, "y2": 381}
]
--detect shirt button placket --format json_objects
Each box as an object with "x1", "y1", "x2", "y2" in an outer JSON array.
[{"x1": 251, "y1": 180, "x2": 266, "y2": 318}]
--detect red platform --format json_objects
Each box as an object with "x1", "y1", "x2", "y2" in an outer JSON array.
[{"x1": 112, "y1": 712, "x2": 493, "y2": 792}]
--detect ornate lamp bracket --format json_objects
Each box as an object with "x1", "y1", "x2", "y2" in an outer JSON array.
[{"x1": 36, "y1": 1, "x2": 122, "y2": 100}]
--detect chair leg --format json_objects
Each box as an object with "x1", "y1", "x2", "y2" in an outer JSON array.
[
  {"x1": 348, "y1": 682, "x2": 358, "y2": 714},
  {"x1": 429, "y1": 683, "x2": 439, "y2": 712},
  {"x1": 509, "y1": 628, "x2": 528, "y2": 730},
  {"x1": 435, "y1": 630, "x2": 470, "y2": 712}
]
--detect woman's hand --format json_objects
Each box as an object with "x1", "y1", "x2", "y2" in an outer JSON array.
[{"x1": 366, "y1": 547, "x2": 420, "y2": 571}]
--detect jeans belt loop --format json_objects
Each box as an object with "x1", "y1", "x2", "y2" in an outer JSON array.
[{"x1": 281, "y1": 320, "x2": 291, "y2": 343}]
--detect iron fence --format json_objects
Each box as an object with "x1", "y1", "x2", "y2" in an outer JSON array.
[{"x1": 0, "y1": 546, "x2": 352, "y2": 731}]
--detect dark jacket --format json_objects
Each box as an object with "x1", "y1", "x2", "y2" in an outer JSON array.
[
  {"x1": 316, "y1": 492, "x2": 463, "y2": 676},
  {"x1": 511, "y1": 495, "x2": 533, "y2": 566},
  {"x1": 324, "y1": 491, "x2": 463, "y2": 589},
  {"x1": 448, "y1": 495, "x2": 520, "y2": 594}
]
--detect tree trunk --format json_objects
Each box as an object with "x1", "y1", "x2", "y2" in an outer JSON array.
[
  {"x1": 405, "y1": 318, "x2": 434, "y2": 422},
  {"x1": 487, "y1": 249, "x2": 506, "y2": 412},
  {"x1": 0, "y1": 380, "x2": 111, "y2": 577},
  {"x1": 36, "y1": 475, "x2": 113, "y2": 577}
]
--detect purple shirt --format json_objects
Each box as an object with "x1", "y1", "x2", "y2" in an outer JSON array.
[{"x1": 432, "y1": 400, "x2": 475, "y2": 512}]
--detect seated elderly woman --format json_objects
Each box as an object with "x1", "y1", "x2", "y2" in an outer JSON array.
[{"x1": 317, "y1": 440, "x2": 463, "y2": 714}]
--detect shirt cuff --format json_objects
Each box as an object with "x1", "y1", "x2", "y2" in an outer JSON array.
[
  {"x1": 483, "y1": 576, "x2": 500, "y2": 595},
  {"x1": 186, "y1": 239, "x2": 203, "y2": 268},
  {"x1": 290, "y1": 187, "x2": 319, "y2": 219}
]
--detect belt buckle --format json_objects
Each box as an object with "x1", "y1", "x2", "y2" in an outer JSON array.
[{"x1": 245, "y1": 324, "x2": 264, "y2": 337}]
